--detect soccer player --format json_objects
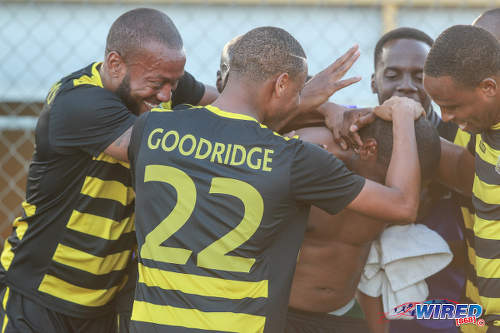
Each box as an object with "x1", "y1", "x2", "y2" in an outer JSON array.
[
  {"x1": 286, "y1": 117, "x2": 440, "y2": 333},
  {"x1": 423, "y1": 25, "x2": 500, "y2": 330},
  {"x1": 285, "y1": 27, "x2": 462, "y2": 333},
  {"x1": 0, "y1": 8, "x2": 217, "y2": 332},
  {"x1": 127, "y1": 26, "x2": 424, "y2": 332},
  {"x1": 372, "y1": 28, "x2": 466, "y2": 333}
]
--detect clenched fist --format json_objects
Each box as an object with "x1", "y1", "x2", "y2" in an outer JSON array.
[{"x1": 374, "y1": 96, "x2": 424, "y2": 121}]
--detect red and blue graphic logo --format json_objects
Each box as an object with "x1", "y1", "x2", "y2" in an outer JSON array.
[{"x1": 390, "y1": 299, "x2": 484, "y2": 327}]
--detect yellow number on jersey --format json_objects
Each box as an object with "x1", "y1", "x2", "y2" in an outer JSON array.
[
  {"x1": 141, "y1": 165, "x2": 195, "y2": 265},
  {"x1": 142, "y1": 165, "x2": 264, "y2": 273}
]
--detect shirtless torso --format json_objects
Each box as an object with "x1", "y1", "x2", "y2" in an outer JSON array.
[{"x1": 289, "y1": 127, "x2": 386, "y2": 313}]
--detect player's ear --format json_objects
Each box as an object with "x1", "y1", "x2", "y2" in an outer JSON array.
[
  {"x1": 274, "y1": 72, "x2": 290, "y2": 98},
  {"x1": 479, "y1": 77, "x2": 497, "y2": 98},
  {"x1": 371, "y1": 73, "x2": 377, "y2": 94},
  {"x1": 358, "y1": 138, "x2": 378, "y2": 161},
  {"x1": 106, "y1": 51, "x2": 127, "y2": 79}
]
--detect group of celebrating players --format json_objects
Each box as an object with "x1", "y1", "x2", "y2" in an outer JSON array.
[{"x1": 0, "y1": 6, "x2": 499, "y2": 333}]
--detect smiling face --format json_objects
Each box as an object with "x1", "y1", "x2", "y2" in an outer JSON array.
[
  {"x1": 423, "y1": 75, "x2": 500, "y2": 133},
  {"x1": 372, "y1": 39, "x2": 431, "y2": 113},
  {"x1": 116, "y1": 41, "x2": 186, "y2": 115}
]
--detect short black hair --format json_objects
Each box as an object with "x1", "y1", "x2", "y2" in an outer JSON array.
[
  {"x1": 374, "y1": 27, "x2": 434, "y2": 69},
  {"x1": 105, "y1": 8, "x2": 183, "y2": 60},
  {"x1": 230, "y1": 26, "x2": 307, "y2": 82},
  {"x1": 359, "y1": 117, "x2": 441, "y2": 181},
  {"x1": 424, "y1": 25, "x2": 500, "y2": 87}
]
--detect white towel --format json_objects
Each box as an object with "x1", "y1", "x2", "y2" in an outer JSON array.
[{"x1": 358, "y1": 224, "x2": 453, "y2": 320}]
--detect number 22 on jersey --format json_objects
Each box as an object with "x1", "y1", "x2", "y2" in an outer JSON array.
[{"x1": 140, "y1": 164, "x2": 264, "y2": 273}]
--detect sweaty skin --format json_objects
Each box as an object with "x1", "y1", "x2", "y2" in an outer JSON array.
[{"x1": 289, "y1": 127, "x2": 386, "y2": 313}]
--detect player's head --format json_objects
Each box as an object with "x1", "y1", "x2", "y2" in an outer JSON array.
[
  {"x1": 473, "y1": 8, "x2": 500, "y2": 41},
  {"x1": 227, "y1": 26, "x2": 308, "y2": 124},
  {"x1": 352, "y1": 117, "x2": 440, "y2": 182},
  {"x1": 372, "y1": 28, "x2": 433, "y2": 114},
  {"x1": 424, "y1": 25, "x2": 500, "y2": 133},
  {"x1": 104, "y1": 8, "x2": 186, "y2": 115},
  {"x1": 216, "y1": 35, "x2": 242, "y2": 93}
]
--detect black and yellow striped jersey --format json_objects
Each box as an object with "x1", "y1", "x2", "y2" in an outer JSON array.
[
  {"x1": 469, "y1": 123, "x2": 500, "y2": 328},
  {"x1": 432, "y1": 115, "x2": 482, "y2": 333},
  {"x1": 128, "y1": 104, "x2": 365, "y2": 332},
  {"x1": 0, "y1": 63, "x2": 205, "y2": 318}
]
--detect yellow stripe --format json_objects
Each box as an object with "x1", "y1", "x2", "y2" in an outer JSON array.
[
  {"x1": 2, "y1": 287, "x2": 8, "y2": 311},
  {"x1": 67, "y1": 211, "x2": 135, "y2": 240},
  {"x1": 131, "y1": 300, "x2": 265, "y2": 333},
  {"x1": 472, "y1": 175, "x2": 500, "y2": 206},
  {"x1": 1, "y1": 287, "x2": 8, "y2": 333},
  {"x1": 38, "y1": 274, "x2": 125, "y2": 307},
  {"x1": 150, "y1": 108, "x2": 173, "y2": 113},
  {"x1": 453, "y1": 128, "x2": 472, "y2": 148},
  {"x1": 0, "y1": 217, "x2": 29, "y2": 271},
  {"x1": 473, "y1": 216, "x2": 500, "y2": 240},
  {"x1": 138, "y1": 263, "x2": 268, "y2": 299},
  {"x1": 94, "y1": 153, "x2": 130, "y2": 169},
  {"x1": 476, "y1": 138, "x2": 500, "y2": 166},
  {"x1": 73, "y1": 62, "x2": 103, "y2": 87},
  {"x1": 461, "y1": 207, "x2": 474, "y2": 231},
  {"x1": 491, "y1": 122, "x2": 500, "y2": 130},
  {"x1": 160, "y1": 101, "x2": 173, "y2": 110},
  {"x1": 21, "y1": 201, "x2": 36, "y2": 218},
  {"x1": 0, "y1": 241, "x2": 13, "y2": 273},
  {"x1": 479, "y1": 293, "x2": 500, "y2": 324},
  {"x1": 474, "y1": 255, "x2": 500, "y2": 279},
  {"x1": 52, "y1": 244, "x2": 131, "y2": 275},
  {"x1": 465, "y1": 279, "x2": 482, "y2": 305},
  {"x1": 1, "y1": 313, "x2": 7, "y2": 333},
  {"x1": 80, "y1": 176, "x2": 133, "y2": 206}
]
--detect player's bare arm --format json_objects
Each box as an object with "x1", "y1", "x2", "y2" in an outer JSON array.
[
  {"x1": 346, "y1": 97, "x2": 422, "y2": 224},
  {"x1": 297, "y1": 97, "x2": 422, "y2": 224},
  {"x1": 438, "y1": 137, "x2": 475, "y2": 197},
  {"x1": 197, "y1": 84, "x2": 219, "y2": 105},
  {"x1": 104, "y1": 125, "x2": 133, "y2": 162},
  {"x1": 357, "y1": 291, "x2": 388, "y2": 333}
]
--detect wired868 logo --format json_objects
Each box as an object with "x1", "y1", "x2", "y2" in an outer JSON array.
[{"x1": 392, "y1": 299, "x2": 485, "y2": 327}]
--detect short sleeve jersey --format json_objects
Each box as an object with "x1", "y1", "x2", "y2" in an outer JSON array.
[
  {"x1": 470, "y1": 123, "x2": 500, "y2": 327},
  {"x1": 0, "y1": 63, "x2": 205, "y2": 318},
  {"x1": 128, "y1": 104, "x2": 365, "y2": 333}
]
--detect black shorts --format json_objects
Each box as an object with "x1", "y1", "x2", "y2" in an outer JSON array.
[
  {"x1": 0, "y1": 286, "x2": 116, "y2": 333},
  {"x1": 285, "y1": 307, "x2": 370, "y2": 333}
]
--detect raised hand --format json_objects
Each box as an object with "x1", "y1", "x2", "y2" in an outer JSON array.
[{"x1": 300, "y1": 45, "x2": 361, "y2": 111}]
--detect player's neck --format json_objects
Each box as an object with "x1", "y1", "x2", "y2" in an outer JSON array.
[{"x1": 211, "y1": 84, "x2": 263, "y2": 122}]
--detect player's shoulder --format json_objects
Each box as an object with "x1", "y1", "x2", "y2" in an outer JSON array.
[{"x1": 295, "y1": 127, "x2": 333, "y2": 147}]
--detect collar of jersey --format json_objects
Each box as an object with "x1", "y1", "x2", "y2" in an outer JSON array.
[
  {"x1": 491, "y1": 121, "x2": 500, "y2": 130},
  {"x1": 203, "y1": 105, "x2": 261, "y2": 124},
  {"x1": 91, "y1": 62, "x2": 104, "y2": 87},
  {"x1": 197, "y1": 105, "x2": 294, "y2": 141}
]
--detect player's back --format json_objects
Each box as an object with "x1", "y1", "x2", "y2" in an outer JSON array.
[
  {"x1": 128, "y1": 104, "x2": 365, "y2": 332},
  {"x1": 129, "y1": 104, "x2": 306, "y2": 333}
]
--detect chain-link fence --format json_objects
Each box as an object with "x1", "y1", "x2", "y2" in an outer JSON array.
[{"x1": 0, "y1": 0, "x2": 492, "y2": 239}]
